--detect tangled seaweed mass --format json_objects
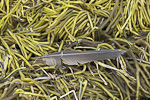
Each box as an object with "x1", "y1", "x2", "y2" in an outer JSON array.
[{"x1": 0, "y1": 0, "x2": 150, "y2": 100}]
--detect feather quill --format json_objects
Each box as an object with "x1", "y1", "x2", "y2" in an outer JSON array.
[{"x1": 40, "y1": 50, "x2": 125, "y2": 68}]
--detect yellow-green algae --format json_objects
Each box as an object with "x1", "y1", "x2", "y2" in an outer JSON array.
[{"x1": 0, "y1": 0, "x2": 150, "y2": 100}]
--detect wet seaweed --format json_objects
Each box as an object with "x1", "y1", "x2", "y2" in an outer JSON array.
[{"x1": 0, "y1": 0, "x2": 150, "y2": 100}]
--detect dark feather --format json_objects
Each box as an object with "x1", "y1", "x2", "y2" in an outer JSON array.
[{"x1": 40, "y1": 50, "x2": 125, "y2": 68}]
